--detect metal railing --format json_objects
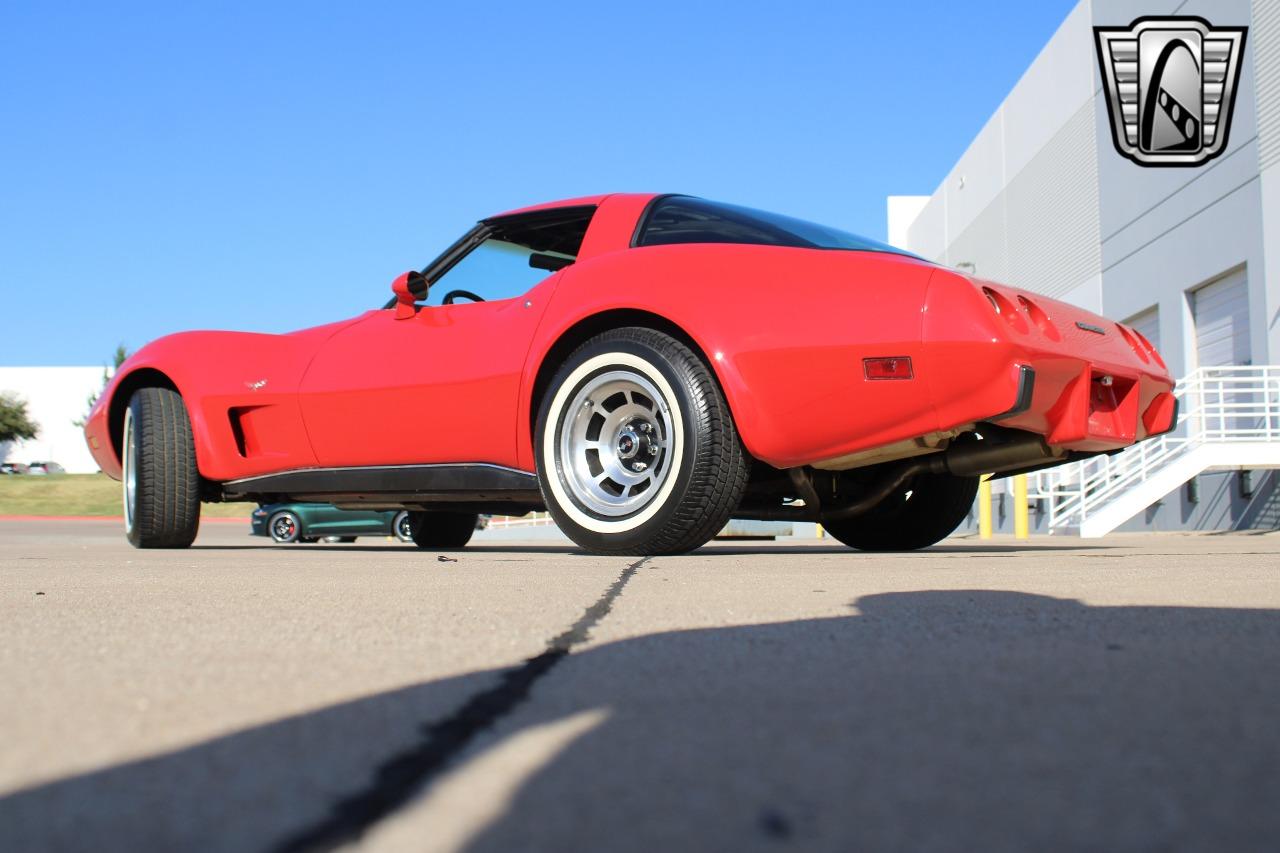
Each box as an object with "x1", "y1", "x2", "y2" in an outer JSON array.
[{"x1": 1028, "y1": 365, "x2": 1280, "y2": 529}]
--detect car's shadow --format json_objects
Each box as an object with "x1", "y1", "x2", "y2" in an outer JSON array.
[
  {"x1": 2, "y1": 589, "x2": 1277, "y2": 852},
  {"x1": 692, "y1": 543, "x2": 1115, "y2": 555}
]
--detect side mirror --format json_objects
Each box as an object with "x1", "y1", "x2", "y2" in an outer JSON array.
[{"x1": 391, "y1": 271, "x2": 425, "y2": 320}]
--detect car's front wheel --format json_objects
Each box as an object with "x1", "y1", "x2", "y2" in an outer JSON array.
[
  {"x1": 535, "y1": 327, "x2": 749, "y2": 555},
  {"x1": 268, "y1": 511, "x2": 302, "y2": 543},
  {"x1": 822, "y1": 472, "x2": 979, "y2": 551},
  {"x1": 123, "y1": 387, "x2": 200, "y2": 548}
]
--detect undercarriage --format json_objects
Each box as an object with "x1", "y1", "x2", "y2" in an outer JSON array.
[{"x1": 210, "y1": 423, "x2": 1103, "y2": 526}]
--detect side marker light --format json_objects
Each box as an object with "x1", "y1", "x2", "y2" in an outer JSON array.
[{"x1": 864, "y1": 357, "x2": 914, "y2": 380}]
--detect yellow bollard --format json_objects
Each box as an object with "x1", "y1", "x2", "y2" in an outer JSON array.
[
  {"x1": 815, "y1": 523, "x2": 824, "y2": 539},
  {"x1": 1013, "y1": 474, "x2": 1029, "y2": 539},
  {"x1": 978, "y1": 476, "x2": 992, "y2": 539}
]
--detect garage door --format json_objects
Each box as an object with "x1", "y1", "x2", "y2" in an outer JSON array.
[
  {"x1": 1193, "y1": 268, "x2": 1253, "y2": 435},
  {"x1": 1193, "y1": 269, "x2": 1250, "y2": 367},
  {"x1": 1125, "y1": 306, "x2": 1160, "y2": 354}
]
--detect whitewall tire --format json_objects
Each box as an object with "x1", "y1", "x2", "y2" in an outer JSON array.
[{"x1": 535, "y1": 327, "x2": 748, "y2": 555}]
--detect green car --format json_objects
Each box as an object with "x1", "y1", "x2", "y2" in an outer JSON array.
[{"x1": 251, "y1": 502, "x2": 413, "y2": 544}]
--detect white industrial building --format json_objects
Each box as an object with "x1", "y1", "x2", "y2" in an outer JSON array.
[
  {"x1": 889, "y1": 0, "x2": 1280, "y2": 533},
  {"x1": 0, "y1": 367, "x2": 110, "y2": 474}
]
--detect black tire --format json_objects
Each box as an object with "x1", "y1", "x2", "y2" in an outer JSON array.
[
  {"x1": 123, "y1": 387, "x2": 200, "y2": 548},
  {"x1": 822, "y1": 472, "x2": 979, "y2": 551},
  {"x1": 393, "y1": 510, "x2": 414, "y2": 542},
  {"x1": 409, "y1": 510, "x2": 478, "y2": 548},
  {"x1": 535, "y1": 327, "x2": 749, "y2": 555},
  {"x1": 268, "y1": 511, "x2": 302, "y2": 543}
]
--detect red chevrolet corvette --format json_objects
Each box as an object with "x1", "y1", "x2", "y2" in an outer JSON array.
[{"x1": 84, "y1": 193, "x2": 1175, "y2": 554}]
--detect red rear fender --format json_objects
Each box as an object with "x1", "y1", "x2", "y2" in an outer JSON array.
[{"x1": 521, "y1": 246, "x2": 941, "y2": 469}]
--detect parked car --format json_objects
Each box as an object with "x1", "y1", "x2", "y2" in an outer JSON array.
[
  {"x1": 251, "y1": 503, "x2": 416, "y2": 544},
  {"x1": 26, "y1": 461, "x2": 65, "y2": 475},
  {"x1": 1, "y1": 462, "x2": 29, "y2": 475},
  {"x1": 83, "y1": 193, "x2": 1176, "y2": 554}
]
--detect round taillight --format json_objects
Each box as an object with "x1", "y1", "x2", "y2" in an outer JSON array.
[
  {"x1": 983, "y1": 287, "x2": 1026, "y2": 332},
  {"x1": 1018, "y1": 296, "x2": 1060, "y2": 341},
  {"x1": 1116, "y1": 324, "x2": 1149, "y2": 363},
  {"x1": 983, "y1": 288, "x2": 1001, "y2": 314},
  {"x1": 1132, "y1": 328, "x2": 1166, "y2": 369}
]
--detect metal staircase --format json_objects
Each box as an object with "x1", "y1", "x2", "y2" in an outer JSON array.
[{"x1": 1028, "y1": 366, "x2": 1280, "y2": 537}]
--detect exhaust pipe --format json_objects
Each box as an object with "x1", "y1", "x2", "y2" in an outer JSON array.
[
  {"x1": 770, "y1": 430, "x2": 1061, "y2": 523},
  {"x1": 927, "y1": 431, "x2": 1060, "y2": 478}
]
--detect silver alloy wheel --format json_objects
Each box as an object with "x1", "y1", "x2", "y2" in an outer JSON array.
[
  {"x1": 122, "y1": 408, "x2": 137, "y2": 533},
  {"x1": 557, "y1": 370, "x2": 675, "y2": 517},
  {"x1": 394, "y1": 510, "x2": 413, "y2": 542},
  {"x1": 270, "y1": 513, "x2": 299, "y2": 543}
]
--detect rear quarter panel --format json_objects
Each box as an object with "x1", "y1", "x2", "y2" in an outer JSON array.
[{"x1": 519, "y1": 245, "x2": 942, "y2": 470}]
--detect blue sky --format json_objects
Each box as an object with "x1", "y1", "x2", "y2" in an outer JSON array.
[{"x1": 2, "y1": 1, "x2": 1076, "y2": 366}]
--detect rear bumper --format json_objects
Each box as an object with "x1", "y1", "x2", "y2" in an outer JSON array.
[
  {"x1": 921, "y1": 273, "x2": 1176, "y2": 454},
  {"x1": 987, "y1": 365, "x2": 1036, "y2": 422},
  {"x1": 978, "y1": 362, "x2": 1176, "y2": 451}
]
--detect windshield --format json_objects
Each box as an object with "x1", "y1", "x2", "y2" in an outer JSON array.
[{"x1": 636, "y1": 196, "x2": 920, "y2": 259}]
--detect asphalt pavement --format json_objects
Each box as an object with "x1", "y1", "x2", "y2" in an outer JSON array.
[{"x1": 2, "y1": 518, "x2": 1278, "y2": 852}]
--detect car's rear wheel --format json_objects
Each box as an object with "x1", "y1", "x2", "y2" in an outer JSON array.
[
  {"x1": 268, "y1": 511, "x2": 302, "y2": 543},
  {"x1": 535, "y1": 327, "x2": 749, "y2": 555},
  {"x1": 822, "y1": 472, "x2": 979, "y2": 551},
  {"x1": 123, "y1": 387, "x2": 200, "y2": 549},
  {"x1": 409, "y1": 510, "x2": 478, "y2": 549},
  {"x1": 393, "y1": 510, "x2": 413, "y2": 542}
]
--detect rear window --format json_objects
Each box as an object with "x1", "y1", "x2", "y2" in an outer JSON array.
[{"x1": 635, "y1": 196, "x2": 918, "y2": 258}]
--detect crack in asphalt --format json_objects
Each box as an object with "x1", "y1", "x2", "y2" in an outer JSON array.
[{"x1": 271, "y1": 556, "x2": 649, "y2": 853}]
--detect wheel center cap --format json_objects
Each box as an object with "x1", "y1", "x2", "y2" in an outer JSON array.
[{"x1": 617, "y1": 429, "x2": 639, "y2": 460}]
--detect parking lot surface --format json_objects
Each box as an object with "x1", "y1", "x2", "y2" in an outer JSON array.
[{"x1": 2, "y1": 518, "x2": 1278, "y2": 852}]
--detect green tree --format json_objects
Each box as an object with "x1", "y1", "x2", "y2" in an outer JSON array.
[
  {"x1": 0, "y1": 392, "x2": 39, "y2": 443},
  {"x1": 74, "y1": 344, "x2": 129, "y2": 428}
]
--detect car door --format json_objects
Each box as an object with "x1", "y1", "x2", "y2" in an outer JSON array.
[
  {"x1": 310, "y1": 505, "x2": 386, "y2": 535},
  {"x1": 304, "y1": 503, "x2": 351, "y2": 535},
  {"x1": 298, "y1": 213, "x2": 589, "y2": 470}
]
